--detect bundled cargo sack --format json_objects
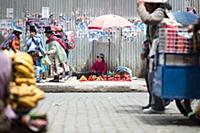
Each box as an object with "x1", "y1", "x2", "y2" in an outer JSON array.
[{"x1": 5, "y1": 51, "x2": 45, "y2": 110}]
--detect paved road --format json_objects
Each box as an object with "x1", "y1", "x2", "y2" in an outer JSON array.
[{"x1": 34, "y1": 93, "x2": 200, "y2": 133}]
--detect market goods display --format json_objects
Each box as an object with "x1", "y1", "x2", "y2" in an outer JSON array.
[{"x1": 79, "y1": 74, "x2": 132, "y2": 81}]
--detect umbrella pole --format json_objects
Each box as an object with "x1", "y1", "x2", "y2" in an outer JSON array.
[
  {"x1": 119, "y1": 28, "x2": 122, "y2": 66},
  {"x1": 108, "y1": 38, "x2": 111, "y2": 70}
]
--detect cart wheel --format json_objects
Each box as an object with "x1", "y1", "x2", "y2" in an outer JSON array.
[
  {"x1": 187, "y1": 99, "x2": 200, "y2": 124},
  {"x1": 175, "y1": 99, "x2": 191, "y2": 117},
  {"x1": 176, "y1": 99, "x2": 200, "y2": 123}
]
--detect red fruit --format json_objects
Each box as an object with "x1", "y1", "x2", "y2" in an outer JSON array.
[
  {"x1": 108, "y1": 77, "x2": 113, "y2": 81},
  {"x1": 104, "y1": 75, "x2": 108, "y2": 81},
  {"x1": 88, "y1": 75, "x2": 95, "y2": 81}
]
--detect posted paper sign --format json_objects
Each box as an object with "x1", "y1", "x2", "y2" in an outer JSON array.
[
  {"x1": 6, "y1": 8, "x2": 13, "y2": 19},
  {"x1": 0, "y1": 19, "x2": 12, "y2": 29},
  {"x1": 42, "y1": 7, "x2": 49, "y2": 18}
]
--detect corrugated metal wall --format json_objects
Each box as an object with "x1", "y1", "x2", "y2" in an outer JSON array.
[
  {"x1": 0, "y1": 0, "x2": 136, "y2": 19},
  {"x1": 0, "y1": 0, "x2": 190, "y2": 19},
  {"x1": 190, "y1": 0, "x2": 200, "y2": 15},
  {"x1": 68, "y1": 32, "x2": 145, "y2": 76},
  {"x1": 0, "y1": 0, "x2": 193, "y2": 76}
]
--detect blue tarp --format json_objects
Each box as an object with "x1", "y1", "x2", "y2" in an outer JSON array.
[{"x1": 172, "y1": 12, "x2": 199, "y2": 26}]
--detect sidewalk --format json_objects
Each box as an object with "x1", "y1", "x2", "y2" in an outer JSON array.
[
  {"x1": 37, "y1": 78, "x2": 147, "y2": 92},
  {"x1": 36, "y1": 93, "x2": 200, "y2": 133}
]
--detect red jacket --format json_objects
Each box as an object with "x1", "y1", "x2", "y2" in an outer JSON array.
[{"x1": 90, "y1": 61, "x2": 107, "y2": 74}]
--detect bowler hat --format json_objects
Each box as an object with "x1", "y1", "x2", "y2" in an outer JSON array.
[
  {"x1": 13, "y1": 26, "x2": 23, "y2": 33},
  {"x1": 30, "y1": 26, "x2": 36, "y2": 33},
  {"x1": 97, "y1": 53, "x2": 105, "y2": 59},
  {"x1": 144, "y1": 0, "x2": 168, "y2": 3},
  {"x1": 44, "y1": 26, "x2": 53, "y2": 34}
]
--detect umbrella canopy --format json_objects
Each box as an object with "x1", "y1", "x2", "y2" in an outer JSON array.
[
  {"x1": 88, "y1": 14, "x2": 132, "y2": 30},
  {"x1": 143, "y1": 0, "x2": 168, "y2": 3},
  {"x1": 172, "y1": 12, "x2": 199, "y2": 26}
]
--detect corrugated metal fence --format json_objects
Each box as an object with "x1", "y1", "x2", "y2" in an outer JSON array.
[
  {"x1": 0, "y1": 0, "x2": 190, "y2": 19},
  {"x1": 68, "y1": 32, "x2": 145, "y2": 76},
  {"x1": 190, "y1": 0, "x2": 200, "y2": 15},
  {"x1": 0, "y1": 0, "x2": 192, "y2": 76}
]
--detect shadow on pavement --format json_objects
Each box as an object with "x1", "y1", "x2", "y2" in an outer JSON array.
[
  {"x1": 136, "y1": 115, "x2": 200, "y2": 126},
  {"x1": 115, "y1": 105, "x2": 200, "y2": 126}
]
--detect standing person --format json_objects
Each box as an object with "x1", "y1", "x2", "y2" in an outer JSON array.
[
  {"x1": 49, "y1": 13, "x2": 56, "y2": 26},
  {"x1": 54, "y1": 25, "x2": 75, "y2": 58},
  {"x1": 26, "y1": 26, "x2": 46, "y2": 83},
  {"x1": 54, "y1": 25, "x2": 69, "y2": 56},
  {"x1": 1, "y1": 26, "x2": 23, "y2": 53},
  {"x1": 45, "y1": 26, "x2": 67, "y2": 82},
  {"x1": 58, "y1": 13, "x2": 66, "y2": 29},
  {"x1": 137, "y1": 0, "x2": 172, "y2": 114},
  {"x1": 141, "y1": 40, "x2": 151, "y2": 109}
]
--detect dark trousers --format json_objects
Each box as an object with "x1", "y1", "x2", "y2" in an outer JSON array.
[
  {"x1": 148, "y1": 71, "x2": 165, "y2": 111},
  {"x1": 148, "y1": 57, "x2": 169, "y2": 111},
  {"x1": 145, "y1": 59, "x2": 152, "y2": 107}
]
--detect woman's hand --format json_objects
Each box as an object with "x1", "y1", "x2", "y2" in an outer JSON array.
[{"x1": 137, "y1": 0, "x2": 145, "y2": 6}]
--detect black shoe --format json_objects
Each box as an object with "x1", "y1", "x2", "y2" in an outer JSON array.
[
  {"x1": 49, "y1": 78, "x2": 59, "y2": 82},
  {"x1": 49, "y1": 76, "x2": 59, "y2": 82},
  {"x1": 142, "y1": 104, "x2": 151, "y2": 110}
]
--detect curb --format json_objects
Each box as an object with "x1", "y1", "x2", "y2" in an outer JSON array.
[{"x1": 37, "y1": 79, "x2": 147, "y2": 93}]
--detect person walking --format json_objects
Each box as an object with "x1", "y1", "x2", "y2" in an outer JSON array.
[{"x1": 137, "y1": 0, "x2": 172, "y2": 114}]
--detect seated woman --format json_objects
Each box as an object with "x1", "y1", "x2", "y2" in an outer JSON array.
[
  {"x1": 66, "y1": 53, "x2": 107, "y2": 80},
  {"x1": 90, "y1": 53, "x2": 107, "y2": 75}
]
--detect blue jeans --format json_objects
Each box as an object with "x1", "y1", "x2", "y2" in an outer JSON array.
[
  {"x1": 34, "y1": 66, "x2": 42, "y2": 81},
  {"x1": 148, "y1": 71, "x2": 166, "y2": 111}
]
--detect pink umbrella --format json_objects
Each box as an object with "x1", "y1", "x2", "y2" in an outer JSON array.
[
  {"x1": 88, "y1": 14, "x2": 132, "y2": 67},
  {"x1": 88, "y1": 14, "x2": 132, "y2": 30}
]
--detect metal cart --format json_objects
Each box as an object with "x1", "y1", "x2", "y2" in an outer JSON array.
[{"x1": 153, "y1": 27, "x2": 200, "y2": 123}]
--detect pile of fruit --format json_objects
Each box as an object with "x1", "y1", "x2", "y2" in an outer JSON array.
[
  {"x1": 79, "y1": 74, "x2": 132, "y2": 81},
  {"x1": 79, "y1": 75, "x2": 104, "y2": 81},
  {"x1": 3, "y1": 50, "x2": 45, "y2": 110}
]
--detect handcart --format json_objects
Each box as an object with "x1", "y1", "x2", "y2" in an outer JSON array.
[{"x1": 153, "y1": 27, "x2": 200, "y2": 123}]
